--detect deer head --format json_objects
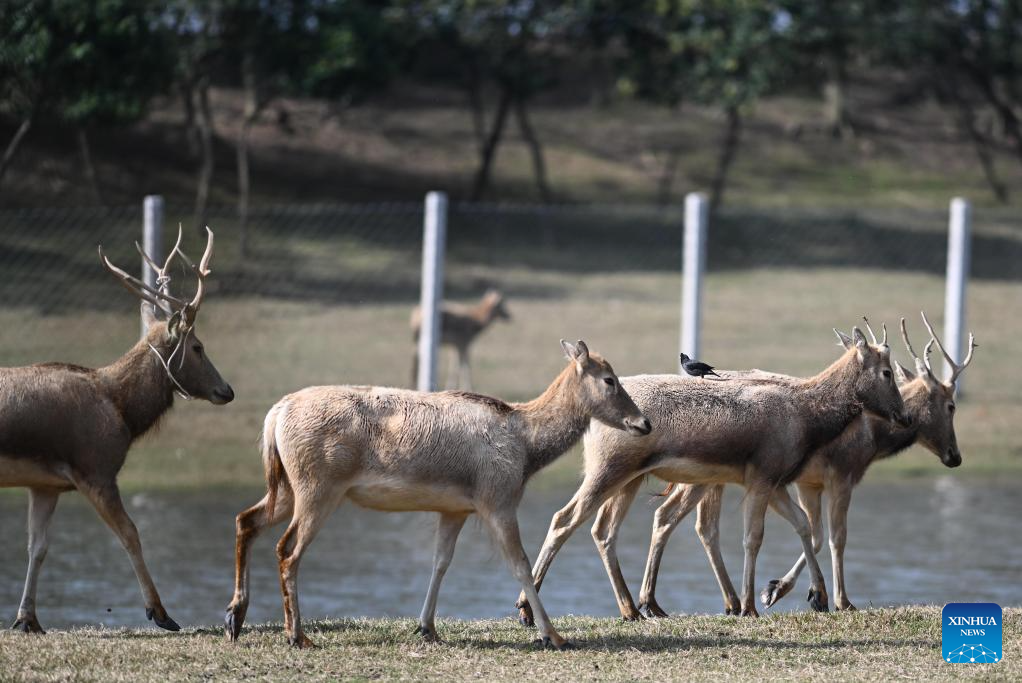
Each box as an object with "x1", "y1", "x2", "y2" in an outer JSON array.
[
  {"x1": 893, "y1": 313, "x2": 977, "y2": 467},
  {"x1": 560, "y1": 339, "x2": 651, "y2": 436},
  {"x1": 484, "y1": 289, "x2": 511, "y2": 322},
  {"x1": 99, "y1": 226, "x2": 234, "y2": 405},
  {"x1": 834, "y1": 322, "x2": 910, "y2": 428}
]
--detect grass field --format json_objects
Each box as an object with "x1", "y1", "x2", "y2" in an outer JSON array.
[{"x1": 0, "y1": 608, "x2": 1016, "y2": 681}]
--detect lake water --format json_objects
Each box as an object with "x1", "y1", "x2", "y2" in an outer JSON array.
[{"x1": 1, "y1": 477, "x2": 1019, "y2": 631}]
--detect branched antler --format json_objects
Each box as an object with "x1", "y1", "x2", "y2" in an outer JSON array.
[{"x1": 919, "y1": 311, "x2": 977, "y2": 386}]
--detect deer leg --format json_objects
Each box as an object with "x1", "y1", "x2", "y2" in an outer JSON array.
[
  {"x1": 591, "y1": 477, "x2": 644, "y2": 621},
  {"x1": 276, "y1": 490, "x2": 340, "y2": 648},
  {"x1": 484, "y1": 510, "x2": 572, "y2": 650},
  {"x1": 827, "y1": 480, "x2": 856, "y2": 611},
  {"x1": 695, "y1": 485, "x2": 742, "y2": 615},
  {"x1": 225, "y1": 489, "x2": 295, "y2": 641},
  {"x1": 12, "y1": 488, "x2": 60, "y2": 634},
  {"x1": 761, "y1": 483, "x2": 823, "y2": 609},
  {"x1": 739, "y1": 486, "x2": 770, "y2": 617},
  {"x1": 516, "y1": 472, "x2": 633, "y2": 626},
  {"x1": 460, "y1": 350, "x2": 473, "y2": 391},
  {"x1": 76, "y1": 480, "x2": 179, "y2": 631},
  {"x1": 637, "y1": 483, "x2": 707, "y2": 618},
  {"x1": 416, "y1": 512, "x2": 469, "y2": 642},
  {"x1": 767, "y1": 486, "x2": 830, "y2": 612}
]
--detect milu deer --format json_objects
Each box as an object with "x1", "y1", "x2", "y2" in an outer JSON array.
[
  {"x1": 517, "y1": 326, "x2": 910, "y2": 624},
  {"x1": 225, "y1": 340, "x2": 651, "y2": 649},
  {"x1": 636, "y1": 314, "x2": 976, "y2": 617},
  {"x1": 1, "y1": 228, "x2": 233, "y2": 634},
  {"x1": 410, "y1": 289, "x2": 510, "y2": 390}
]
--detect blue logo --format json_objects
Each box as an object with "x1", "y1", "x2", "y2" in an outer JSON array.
[{"x1": 942, "y1": 603, "x2": 1002, "y2": 663}]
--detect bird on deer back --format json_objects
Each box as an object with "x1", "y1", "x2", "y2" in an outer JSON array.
[{"x1": 680, "y1": 353, "x2": 722, "y2": 380}]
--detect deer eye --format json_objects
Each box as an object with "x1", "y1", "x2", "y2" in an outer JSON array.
[
  {"x1": 193, "y1": 344, "x2": 203, "y2": 354},
  {"x1": 603, "y1": 377, "x2": 615, "y2": 387},
  {"x1": 882, "y1": 369, "x2": 892, "y2": 379},
  {"x1": 948, "y1": 404, "x2": 956, "y2": 414}
]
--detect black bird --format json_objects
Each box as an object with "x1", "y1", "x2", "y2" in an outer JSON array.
[{"x1": 680, "y1": 353, "x2": 722, "y2": 380}]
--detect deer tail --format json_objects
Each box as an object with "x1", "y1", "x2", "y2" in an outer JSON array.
[{"x1": 263, "y1": 402, "x2": 290, "y2": 519}]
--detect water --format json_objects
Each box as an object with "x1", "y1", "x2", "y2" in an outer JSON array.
[{"x1": 1, "y1": 478, "x2": 1019, "y2": 630}]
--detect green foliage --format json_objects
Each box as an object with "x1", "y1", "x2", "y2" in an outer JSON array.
[
  {"x1": 0, "y1": 0, "x2": 173, "y2": 125},
  {"x1": 611, "y1": 0, "x2": 788, "y2": 111}
]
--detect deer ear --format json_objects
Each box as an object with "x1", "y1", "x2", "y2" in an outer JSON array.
[
  {"x1": 894, "y1": 360, "x2": 915, "y2": 384},
  {"x1": 167, "y1": 310, "x2": 185, "y2": 342},
  {"x1": 140, "y1": 302, "x2": 160, "y2": 332},
  {"x1": 851, "y1": 327, "x2": 869, "y2": 348},
  {"x1": 834, "y1": 328, "x2": 854, "y2": 349},
  {"x1": 561, "y1": 339, "x2": 577, "y2": 361}
]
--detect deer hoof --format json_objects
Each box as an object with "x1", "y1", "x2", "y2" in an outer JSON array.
[
  {"x1": 638, "y1": 601, "x2": 669, "y2": 619},
  {"x1": 224, "y1": 606, "x2": 246, "y2": 641},
  {"x1": 740, "y1": 607, "x2": 760, "y2": 618},
  {"x1": 838, "y1": 602, "x2": 857, "y2": 612},
  {"x1": 517, "y1": 602, "x2": 535, "y2": 627},
  {"x1": 533, "y1": 636, "x2": 575, "y2": 651},
  {"x1": 414, "y1": 625, "x2": 440, "y2": 643},
  {"x1": 11, "y1": 616, "x2": 45, "y2": 634},
  {"x1": 807, "y1": 588, "x2": 830, "y2": 613},
  {"x1": 146, "y1": 606, "x2": 181, "y2": 632},
  {"x1": 288, "y1": 633, "x2": 317, "y2": 649},
  {"x1": 760, "y1": 579, "x2": 791, "y2": 608},
  {"x1": 724, "y1": 604, "x2": 742, "y2": 616}
]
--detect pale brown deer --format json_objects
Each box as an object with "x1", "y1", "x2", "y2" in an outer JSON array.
[
  {"x1": 517, "y1": 326, "x2": 910, "y2": 624},
  {"x1": 410, "y1": 289, "x2": 510, "y2": 390},
  {"x1": 225, "y1": 340, "x2": 651, "y2": 649},
  {"x1": 636, "y1": 314, "x2": 976, "y2": 617},
  {"x1": 1, "y1": 228, "x2": 233, "y2": 634}
]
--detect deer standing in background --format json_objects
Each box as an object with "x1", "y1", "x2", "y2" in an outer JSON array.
[
  {"x1": 411, "y1": 289, "x2": 510, "y2": 390},
  {"x1": 637, "y1": 314, "x2": 976, "y2": 617},
  {"x1": 517, "y1": 326, "x2": 910, "y2": 624},
  {"x1": 0, "y1": 228, "x2": 233, "y2": 634},
  {"x1": 225, "y1": 340, "x2": 651, "y2": 649}
]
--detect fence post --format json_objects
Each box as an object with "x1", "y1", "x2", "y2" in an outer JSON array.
[
  {"x1": 417, "y1": 192, "x2": 448, "y2": 392},
  {"x1": 141, "y1": 195, "x2": 164, "y2": 337},
  {"x1": 944, "y1": 197, "x2": 972, "y2": 394},
  {"x1": 680, "y1": 192, "x2": 708, "y2": 370}
]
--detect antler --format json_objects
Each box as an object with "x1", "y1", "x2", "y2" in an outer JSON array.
[
  {"x1": 136, "y1": 224, "x2": 183, "y2": 298},
  {"x1": 919, "y1": 311, "x2": 977, "y2": 386},
  {"x1": 98, "y1": 246, "x2": 189, "y2": 311},
  {"x1": 899, "y1": 317, "x2": 933, "y2": 379},
  {"x1": 862, "y1": 315, "x2": 888, "y2": 346},
  {"x1": 175, "y1": 227, "x2": 215, "y2": 326}
]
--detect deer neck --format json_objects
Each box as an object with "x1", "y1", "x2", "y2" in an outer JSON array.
[
  {"x1": 513, "y1": 365, "x2": 590, "y2": 478},
  {"x1": 872, "y1": 381, "x2": 925, "y2": 460},
  {"x1": 98, "y1": 335, "x2": 175, "y2": 441},
  {"x1": 794, "y1": 350, "x2": 868, "y2": 452},
  {"x1": 472, "y1": 298, "x2": 499, "y2": 328}
]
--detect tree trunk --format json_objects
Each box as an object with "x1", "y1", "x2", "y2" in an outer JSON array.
[
  {"x1": 709, "y1": 106, "x2": 742, "y2": 214},
  {"x1": 179, "y1": 80, "x2": 199, "y2": 157},
  {"x1": 961, "y1": 61, "x2": 1022, "y2": 170},
  {"x1": 947, "y1": 88, "x2": 1008, "y2": 203},
  {"x1": 513, "y1": 96, "x2": 551, "y2": 202},
  {"x1": 466, "y1": 60, "x2": 486, "y2": 156},
  {"x1": 77, "y1": 126, "x2": 104, "y2": 205},
  {"x1": 471, "y1": 87, "x2": 513, "y2": 201},
  {"x1": 658, "y1": 146, "x2": 682, "y2": 206},
  {"x1": 0, "y1": 116, "x2": 32, "y2": 189},
  {"x1": 237, "y1": 50, "x2": 260, "y2": 258},
  {"x1": 193, "y1": 79, "x2": 215, "y2": 235}
]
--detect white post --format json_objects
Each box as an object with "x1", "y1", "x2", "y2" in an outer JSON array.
[
  {"x1": 141, "y1": 195, "x2": 164, "y2": 337},
  {"x1": 417, "y1": 192, "x2": 448, "y2": 392},
  {"x1": 680, "y1": 192, "x2": 708, "y2": 370},
  {"x1": 944, "y1": 197, "x2": 971, "y2": 393}
]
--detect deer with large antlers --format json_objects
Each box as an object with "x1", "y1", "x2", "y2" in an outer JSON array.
[
  {"x1": 1, "y1": 228, "x2": 233, "y2": 634},
  {"x1": 636, "y1": 313, "x2": 976, "y2": 617},
  {"x1": 225, "y1": 340, "x2": 651, "y2": 649},
  {"x1": 517, "y1": 325, "x2": 910, "y2": 624}
]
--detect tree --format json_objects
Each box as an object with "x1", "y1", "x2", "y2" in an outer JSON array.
[
  {"x1": 614, "y1": 0, "x2": 787, "y2": 210},
  {"x1": 0, "y1": 0, "x2": 172, "y2": 199}
]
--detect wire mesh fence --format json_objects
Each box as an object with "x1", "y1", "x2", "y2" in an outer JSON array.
[{"x1": 0, "y1": 199, "x2": 1019, "y2": 483}]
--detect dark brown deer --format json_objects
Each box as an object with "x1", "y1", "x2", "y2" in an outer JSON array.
[
  {"x1": 517, "y1": 326, "x2": 910, "y2": 623},
  {"x1": 225, "y1": 340, "x2": 651, "y2": 649},
  {"x1": 411, "y1": 289, "x2": 510, "y2": 390},
  {"x1": 1, "y1": 228, "x2": 233, "y2": 634},
  {"x1": 637, "y1": 314, "x2": 976, "y2": 616}
]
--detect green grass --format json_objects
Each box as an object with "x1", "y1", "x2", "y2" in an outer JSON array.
[{"x1": 0, "y1": 608, "x2": 1016, "y2": 681}]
